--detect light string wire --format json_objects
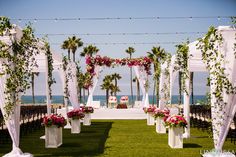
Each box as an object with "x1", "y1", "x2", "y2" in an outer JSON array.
[{"x1": 11, "y1": 16, "x2": 235, "y2": 22}]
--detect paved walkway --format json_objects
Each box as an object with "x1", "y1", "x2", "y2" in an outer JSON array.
[
  {"x1": 57, "y1": 107, "x2": 146, "y2": 119},
  {"x1": 92, "y1": 108, "x2": 146, "y2": 119}
]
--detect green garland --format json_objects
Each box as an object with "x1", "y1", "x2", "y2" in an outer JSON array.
[
  {"x1": 43, "y1": 41, "x2": 55, "y2": 99},
  {"x1": 174, "y1": 42, "x2": 190, "y2": 95},
  {"x1": 0, "y1": 17, "x2": 12, "y2": 35},
  {"x1": 197, "y1": 26, "x2": 236, "y2": 144},
  {"x1": 0, "y1": 17, "x2": 39, "y2": 118},
  {"x1": 62, "y1": 56, "x2": 69, "y2": 98},
  {"x1": 161, "y1": 53, "x2": 172, "y2": 104}
]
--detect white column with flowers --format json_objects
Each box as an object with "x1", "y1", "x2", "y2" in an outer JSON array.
[{"x1": 166, "y1": 115, "x2": 187, "y2": 148}]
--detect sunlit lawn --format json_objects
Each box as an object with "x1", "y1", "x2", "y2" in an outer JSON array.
[{"x1": 0, "y1": 120, "x2": 235, "y2": 157}]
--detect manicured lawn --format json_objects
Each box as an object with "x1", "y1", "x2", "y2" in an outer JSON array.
[{"x1": 0, "y1": 120, "x2": 235, "y2": 157}]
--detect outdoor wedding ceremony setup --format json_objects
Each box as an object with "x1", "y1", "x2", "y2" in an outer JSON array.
[{"x1": 0, "y1": 1, "x2": 236, "y2": 156}]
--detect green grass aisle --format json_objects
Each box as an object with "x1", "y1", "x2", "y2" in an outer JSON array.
[{"x1": 0, "y1": 120, "x2": 235, "y2": 157}]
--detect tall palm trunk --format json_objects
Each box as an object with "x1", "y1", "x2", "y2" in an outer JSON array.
[
  {"x1": 137, "y1": 79, "x2": 140, "y2": 101},
  {"x1": 155, "y1": 75, "x2": 160, "y2": 106},
  {"x1": 83, "y1": 88, "x2": 85, "y2": 103},
  {"x1": 178, "y1": 72, "x2": 182, "y2": 105},
  {"x1": 190, "y1": 72, "x2": 194, "y2": 104},
  {"x1": 72, "y1": 51, "x2": 75, "y2": 62},
  {"x1": 130, "y1": 54, "x2": 134, "y2": 104},
  {"x1": 79, "y1": 87, "x2": 82, "y2": 103},
  {"x1": 114, "y1": 79, "x2": 117, "y2": 96},
  {"x1": 68, "y1": 50, "x2": 71, "y2": 60},
  {"x1": 31, "y1": 73, "x2": 35, "y2": 104},
  {"x1": 106, "y1": 89, "x2": 109, "y2": 108}
]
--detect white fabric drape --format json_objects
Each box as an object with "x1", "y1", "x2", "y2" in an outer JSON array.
[
  {"x1": 0, "y1": 27, "x2": 33, "y2": 157},
  {"x1": 133, "y1": 66, "x2": 149, "y2": 107},
  {"x1": 179, "y1": 26, "x2": 236, "y2": 151},
  {"x1": 159, "y1": 62, "x2": 171, "y2": 109},
  {"x1": 86, "y1": 66, "x2": 101, "y2": 106},
  {"x1": 67, "y1": 62, "x2": 80, "y2": 109}
]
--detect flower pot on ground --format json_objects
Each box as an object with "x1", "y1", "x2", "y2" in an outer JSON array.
[
  {"x1": 81, "y1": 106, "x2": 94, "y2": 126},
  {"x1": 116, "y1": 104, "x2": 128, "y2": 109},
  {"x1": 153, "y1": 108, "x2": 170, "y2": 133},
  {"x1": 165, "y1": 115, "x2": 187, "y2": 148},
  {"x1": 67, "y1": 109, "x2": 85, "y2": 134},
  {"x1": 143, "y1": 106, "x2": 156, "y2": 125},
  {"x1": 156, "y1": 117, "x2": 166, "y2": 133},
  {"x1": 43, "y1": 114, "x2": 67, "y2": 148}
]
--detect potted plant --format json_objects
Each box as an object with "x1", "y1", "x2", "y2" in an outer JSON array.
[
  {"x1": 67, "y1": 109, "x2": 85, "y2": 134},
  {"x1": 143, "y1": 106, "x2": 156, "y2": 125},
  {"x1": 81, "y1": 106, "x2": 94, "y2": 126},
  {"x1": 165, "y1": 115, "x2": 187, "y2": 148},
  {"x1": 42, "y1": 114, "x2": 67, "y2": 148},
  {"x1": 153, "y1": 108, "x2": 169, "y2": 133}
]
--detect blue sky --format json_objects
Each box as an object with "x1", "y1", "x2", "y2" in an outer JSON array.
[{"x1": 0, "y1": 0, "x2": 236, "y2": 96}]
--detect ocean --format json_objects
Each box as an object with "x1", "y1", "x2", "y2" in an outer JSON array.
[{"x1": 21, "y1": 95, "x2": 207, "y2": 106}]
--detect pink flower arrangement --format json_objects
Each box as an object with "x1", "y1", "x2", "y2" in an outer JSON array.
[
  {"x1": 165, "y1": 115, "x2": 187, "y2": 128},
  {"x1": 153, "y1": 108, "x2": 170, "y2": 118},
  {"x1": 143, "y1": 106, "x2": 156, "y2": 114},
  {"x1": 42, "y1": 114, "x2": 67, "y2": 128},
  {"x1": 80, "y1": 106, "x2": 94, "y2": 114},
  {"x1": 85, "y1": 55, "x2": 152, "y2": 88},
  {"x1": 67, "y1": 109, "x2": 85, "y2": 120}
]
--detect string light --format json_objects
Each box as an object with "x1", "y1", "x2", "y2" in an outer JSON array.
[
  {"x1": 35, "y1": 31, "x2": 205, "y2": 36},
  {"x1": 50, "y1": 42, "x2": 182, "y2": 45},
  {"x1": 10, "y1": 16, "x2": 234, "y2": 22}
]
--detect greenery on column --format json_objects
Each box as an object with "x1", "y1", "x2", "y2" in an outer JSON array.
[
  {"x1": 0, "y1": 17, "x2": 39, "y2": 118},
  {"x1": 197, "y1": 26, "x2": 236, "y2": 145},
  {"x1": 174, "y1": 42, "x2": 190, "y2": 96}
]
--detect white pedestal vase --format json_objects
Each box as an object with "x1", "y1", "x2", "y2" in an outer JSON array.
[
  {"x1": 71, "y1": 119, "x2": 81, "y2": 134},
  {"x1": 156, "y1": 117, "x2": 166, "y2": 133},
  {"x1": 147, "y1": 113, "x2": 155, "y2": 125},
  {"x1": 45, "y1": 125, "x2": 62, "y2": 148},
  {"x1": 168, "y1": 127, "x2": 183, "y2": 148},
  {"x1": 83, "y1": 113, "x2": 91, "y2": 126}
]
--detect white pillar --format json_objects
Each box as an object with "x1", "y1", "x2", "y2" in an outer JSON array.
[
  {"x1": 183, "y1": 71, "x2": 190, "y2": 138},
  {"x1": 158, "y1": 71, "x2": 165, "y2": 109},
  {"x1": 45, "y1": 54, "x2": 51, "y2": 115}
]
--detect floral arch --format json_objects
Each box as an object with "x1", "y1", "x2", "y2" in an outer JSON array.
[{"x1": 84, "y1": 55, "x2": 152, "y2": 107}]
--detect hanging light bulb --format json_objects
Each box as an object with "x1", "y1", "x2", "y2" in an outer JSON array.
[
  {"x1": 217, "y1": 16, "x2": 221, "y2": 21},
  {"x1": 18, "y1": 19, "x2": 22, "y2": 23},
  {"x1": 189, "y1": 17, "x2": 193, "y2": 21},
  {"x1": 34, "y1": 19, "x2": 37, "y2": 23},
  {"x1": 54, "y1": 18, "x2": 58, "y2": 22}
]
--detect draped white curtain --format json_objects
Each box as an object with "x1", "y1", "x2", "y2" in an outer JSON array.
[
  {"x1": 0, "y1": 27, "x2": 32, "y2": 157},
  {"x1": 86, "y1": 65, "x2": 101, "y2": 106},
  {"x1": 58, "y1": 62, "x2": 80, "y2": 109},
  {"x1": 67, "y1": 62, "x2": 80, "y2": 109},
  {"x1": 159, "y1": 62, "x2": 171, "y2": 109},
  {"x1": 210, "y1": 27, "x2": 236, "y2": 150},
  {"x1": 133, "y1": 66, "x2": 149, "y2": 107},
  {"x1": 181, "y1": 26, "x2": 236, "y2": 151},
  {"x1": 0, "y1": 71, "x2": 32, "y2": 157}
]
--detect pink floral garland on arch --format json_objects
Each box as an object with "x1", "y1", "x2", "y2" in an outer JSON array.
[{"x1": 84, "y1": 55, "x2": 152, "y2": 88}]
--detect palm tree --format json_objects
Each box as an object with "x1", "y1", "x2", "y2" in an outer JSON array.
[
  {"x1": 101, "y1": 75, "x2": 113, "y2": 107},
  {"x1": 61, "y1": 36, "x2": 83, "y2": 62},
  {"x1": 133, "y1": 77, "x2": 140, "y2": 101},
  {"x1": 147, "y1": 46, "x2": 167, "y2": 105},
  {"x1": 31, "y1": 72, "x2": 39, "y2": 104},
  {"x1": 125, "y1": 47, "x2": 135, "y2": 104},
  {"x1": 111, "y1": 73, "x2": 122, "y2": 96},
  {"x1": 80, "y1": 44, "x2": 99, "y2": 57},
  {"x1": 110, "y1": 84, "x2": 121, "y2": 96}
]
